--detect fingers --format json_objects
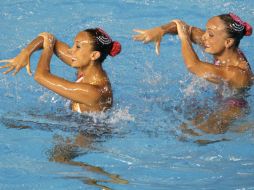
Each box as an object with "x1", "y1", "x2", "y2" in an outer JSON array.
[
  {"x1": 12, "y1": 64, "x2": 23, "y2": 76},
  {"x1": 143, "y1": 36, "x2": 152, "y2": 44},
  {"x1": 172, "y1": 19, "x2": 186, "y2": 30},
  {"x1": 132, "y1": 29, "x2": 147, "y2": 41},
  {"x1": 26, "y1": 63, "x2": 32, "y2": 76},
  {"x1": 0, "y1": 63, "x2": 13, "y2": 69},
  {"x1": 133, "y1": 29, "x2": 145, "y2": 34},
  {"x1": 133, "y1": 34, "x2": 146, "y2": 41},
  {"x1": 38, "y1": 32, "x2": 50, "y2": 39},
  {"x1": 3, "y1": 66, "x2": 15, "y2": 75},
  {"x1": 12, "y1": 68, "x2": 20, "y2": 76},
  {"x1": 0, "y1": 59, "x2": 12, "y2": 63},
  {"x1": 172, "y1": 19, "x2": 181, "y2": 30},
  {"x1": 155, "y1": 41, "x2": 161, "y2": 56}
]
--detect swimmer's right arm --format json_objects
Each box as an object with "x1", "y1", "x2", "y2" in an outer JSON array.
[{"x1": 133, "y1": 20, "x2": 205, "y2": 55}]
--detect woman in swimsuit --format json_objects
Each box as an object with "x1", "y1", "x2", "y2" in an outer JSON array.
[
  {"x1": 133, "y1": 13, "x2": 253, "y2": 134},
  {"x1": 0, "y1": 28, "x2": 121, "y2": 113}
]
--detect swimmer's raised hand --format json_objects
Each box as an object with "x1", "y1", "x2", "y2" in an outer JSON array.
[
  {"x1": 133, "y1": 27, "x2": 164, "y2": 55},
  {"x1": 38, "y1": 32, "x2": 55, "y2": 49},
  {"x1": 172, "y1": 20, "x2": 191, "y2": 41},
  {"x1": 0, "y1": 49, "x2": 32, "y2": 76}
]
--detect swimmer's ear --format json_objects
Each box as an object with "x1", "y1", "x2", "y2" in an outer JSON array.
[
  {"x1": 225, "y1": 38, "x2": 235, "y2": 49},
  {"x1": 90, "y1": 51, "x2": 101, "y2": 61}
]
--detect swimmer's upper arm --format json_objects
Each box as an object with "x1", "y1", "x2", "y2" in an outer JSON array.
[
  {"x1": 190, "y1": 27, "x2": 205, "y2": 46},
  {"x1": 187, "y1": 61, "x2": 223, "y2": 82},
  {"x1": 54, "y1": 40, "x2": 73, "y2": 66},
  {"x1": 188, "y1": 61, "x2": 251, "y2": 87}
]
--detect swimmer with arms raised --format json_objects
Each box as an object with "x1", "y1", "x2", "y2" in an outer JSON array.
[
  {"x1": 134, "y1": 13, "x2": 253, "y2": 134},
  {"x1": 0, "y1": 28, "x2": 127, "y2": 187},
  {"x1": 0, "y1": 28, "x2": 121, "y2": 113}
]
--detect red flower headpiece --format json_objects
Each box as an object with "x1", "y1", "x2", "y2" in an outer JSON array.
[
  {"x1": 229, "y1": 13, "x2": 252, "y2": 36},
  {"x1": 96, "y1": 28, "x2": 121, "y2": 56}
]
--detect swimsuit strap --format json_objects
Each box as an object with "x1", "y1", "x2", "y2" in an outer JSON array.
[
  {"x1": 214, "y1": 59, "x2": 220, "y2": 66},
  {"x1": 76, "y1": 76, "x2": 84, "y2": 83},
  {"x1": 76, "y1": 72, "x2": 84, "y2": 83}
]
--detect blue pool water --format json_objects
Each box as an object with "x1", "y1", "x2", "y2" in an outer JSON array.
[{"x1": 1, "y1": 0, "x2": 254, "y2": 189}]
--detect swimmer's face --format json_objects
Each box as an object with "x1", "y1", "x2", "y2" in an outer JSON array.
[
  {"x1": 202, "y1": 16, "x2": 230, "y2": 55},
  {"x1": 69, "y1": 31, "x2": 100, "y2": 68}
]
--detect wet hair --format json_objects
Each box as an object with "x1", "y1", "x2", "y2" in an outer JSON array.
[
  {"x1": 218, "y1": 13, "x2": 252, "y2": 47},
  {"x1": 84, "y1": 28, "x2": 121, "y2": 62}
]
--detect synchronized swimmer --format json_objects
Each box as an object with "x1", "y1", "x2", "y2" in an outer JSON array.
[
  {"x1": 0, "y1": 28, "x2": 121, "y2": 113},
  {"x1": 133, "y1": 13, "x2": 253, "y2": 134}
]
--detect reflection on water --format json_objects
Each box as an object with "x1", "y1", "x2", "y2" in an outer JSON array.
[
  {"x1": 48, "y1": 133, "x2": 128, "y2": 189},
  {"x1": 1, "y1": 112, "x2": 129, "y2": 189},
  {"x1": 163, "y1": 76, "x2": 253, "y2": 145}
]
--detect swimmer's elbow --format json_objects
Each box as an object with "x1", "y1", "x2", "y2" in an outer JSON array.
[
  {"x1": 186, "y1": 62, "x2": 199, "y2": 74},
  {"x1": 34, "y1": 72, "x2": 49, "y2": 84},
  {"x1": 34, "y1": 73, "x2": 45, "y2": 86},
  {"x1": 34, "y1": 72, "x2": 41, "y2": 82}
]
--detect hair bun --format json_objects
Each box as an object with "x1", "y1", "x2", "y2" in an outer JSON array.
[
  {"x1": 244, "y1": 22, "x2": 252, "y2": 36},
  {"x1": 109, "y1": 41, "x2": 121, "y2": 57},
  {"x1": 229, "y1": 13, "x2": 252, "y2": 36}
]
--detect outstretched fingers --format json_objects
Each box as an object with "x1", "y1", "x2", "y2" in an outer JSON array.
[
  {"x1": 12, "y1": 65, "x2": 22, "y2": 76},
  {"x1": 155, "y1": 41, "x2": 161, "y2": 55},
  {"x1": 133, "y1": 29, "x2": 145, "y2": 34},
  {"x1": 25, "y1": 63, "x2": 32, "y2": 76},
  {"x1": 132, "y1": 29, "x2": 146, "y2": 41},
  {"x1": 0, "y1": 59, "x2": 12, "y2": 63},
  {"x1": 133, "y1": 34, "x2": 146, "y2": 41},
  {"x1": 3, "y1": 65, "x2": 15, "y2": 75},
  {"x1": 0, "y1": 63, "x2": 13, "y2": 69}
]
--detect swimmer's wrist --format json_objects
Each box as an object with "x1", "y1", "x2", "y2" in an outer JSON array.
[
  {"x1": 160, "y1": 22, "x2": 178, "y2": 35},
  {"x1": 159, "y1": 27, "x2": 167, "y2": 36},
  {"x1": 160, "y1": 26, "x2": 168, "y2": 36},
  {"x1": 21, "y1": 48, "x2": 30, "y2": 56}
]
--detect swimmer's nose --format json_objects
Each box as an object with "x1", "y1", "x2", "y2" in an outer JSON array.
[
  {"x1": 202, "y1": 32, "x2": 207, "y2": 41},
  {"x1": 67, "y1": 48, "x2": 73, "y2": 54}
]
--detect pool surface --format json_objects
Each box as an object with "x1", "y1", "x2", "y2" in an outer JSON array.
[{"x1": 1, "y1": 0, "x2": 254, "y2": 189}]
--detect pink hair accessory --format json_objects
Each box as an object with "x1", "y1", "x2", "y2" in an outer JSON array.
[
  {"x1": 229, "y1": 13, "x2": 252, "y2": 36},
  {"x1": 109, "y1": 41, "x2": 121, "y2": 57}
]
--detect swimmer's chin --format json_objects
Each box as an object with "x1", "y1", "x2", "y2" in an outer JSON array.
[
  {"x1": 204, "y1": 47, "x2": 212, "y2": 54},
  {"x1": 70, "y1": 59, "x2": 78, "y2": 67}
]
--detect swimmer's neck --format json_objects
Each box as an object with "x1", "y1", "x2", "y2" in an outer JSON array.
[
  {"x1": 78, "y1": 61, "x2": 105, "y2": 79},
  {"x1": 214, "y1": 48, "x2": 239, "y2": 66}
]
